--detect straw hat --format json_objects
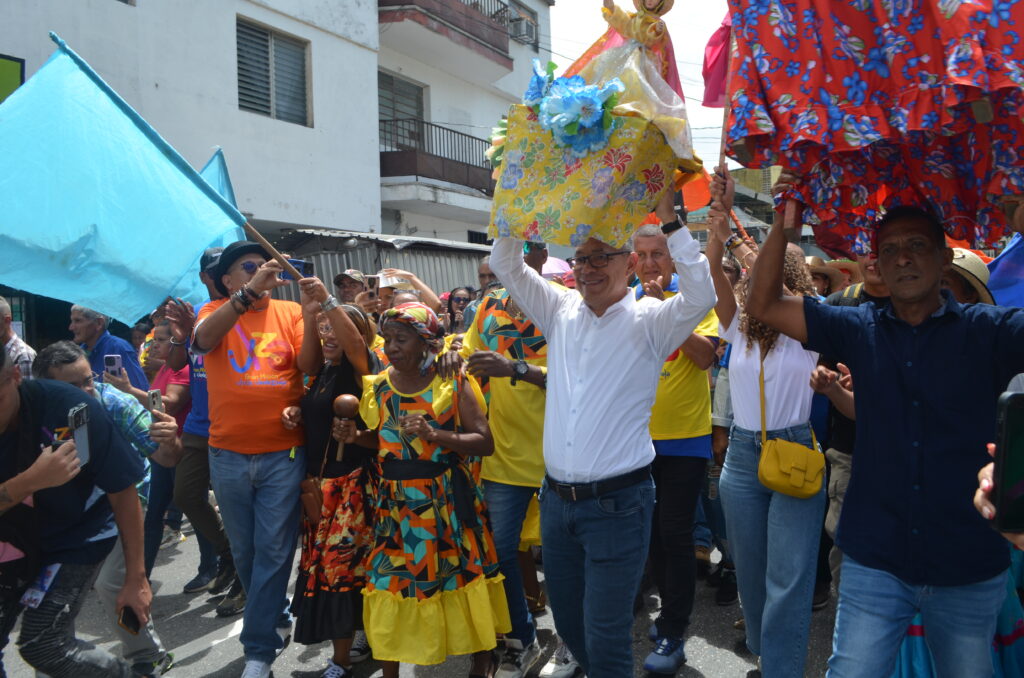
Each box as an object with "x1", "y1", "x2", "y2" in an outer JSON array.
[
  {"x1": 805, "y1": 256, "x2": 844, "y2": 290},
  {"x1": 825, "y1": 259, "x2": 864, "y2": 285},
  {"x1": 950, "y1": 248, "x2": 995, "y2": 305}
]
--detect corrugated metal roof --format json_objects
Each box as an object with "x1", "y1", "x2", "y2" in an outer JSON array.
[{"x1": 293, "y1": 228, "x2": 492, "y2": 253}]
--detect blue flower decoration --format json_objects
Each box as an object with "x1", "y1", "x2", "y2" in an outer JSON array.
[
  {"x1": 842, "y1": 73, "x2": 867, "y2": 106},
  {"x1": 523, "y1": 60, "x2": 551, "y2": 107},
  {"x1": 622, "y1": 181, "x2": 646, "y2": 202},
  {"x1": 570, "y1": 223, "x2": 593, "y2": 247}
]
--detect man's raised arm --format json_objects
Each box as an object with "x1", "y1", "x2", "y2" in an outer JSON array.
[
  {"x1": 489, "y1": 237, "x2": 563, "y2": 334},
  {"x1": 649, "y1": 227, "x2": 717, "y2": 359}
]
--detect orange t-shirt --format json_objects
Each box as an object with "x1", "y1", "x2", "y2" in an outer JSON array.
[{"x1": 197, "y1": 298, "x2": 306, "y2": 453}]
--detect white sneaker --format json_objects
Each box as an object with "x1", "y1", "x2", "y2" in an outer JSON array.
[
  {"x1": 539, "y1": 640, "x2": 581, "y2": 678},
  {"x1": 321, "y1": 659, "x2": 351, "y2": 678},
  {"x1": 240, "y1": 659, "x2": 271, "y2": 678},
  {"x1": 495, "y1": 637, "x2": 542, "y2": 678}
]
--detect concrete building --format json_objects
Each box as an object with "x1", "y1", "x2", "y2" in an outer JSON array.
[
  {"x1": 378, "y1": 0, "x2": 554, "y2": 242},
  {"x1": 2, "y1": 0, "x2": 552, "y2": 244}
]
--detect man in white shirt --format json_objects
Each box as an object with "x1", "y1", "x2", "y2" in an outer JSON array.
[{"x1": 489, "y1": 210, "x2": 716, "y2": 678}]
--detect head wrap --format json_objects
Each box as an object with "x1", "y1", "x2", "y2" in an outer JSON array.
[{"x1": 381, "y1": 303, "x2": 445, "y2": 373}]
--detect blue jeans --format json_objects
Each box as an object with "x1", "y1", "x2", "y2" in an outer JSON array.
[
  {"x1": 482, "y1": 480, "x2": 537, "y2": 646},
  {"x1": 209, "y1": 446, "x2": 304, "y2": 663},
  {"x1": 539, "y1": 474, "x2": 655, "y2": 678},
  {"x1": 720, "y1": 424, "x2": 825, "y2": 678},
  {"x1": 828, "y1": 556, "x2": 1008, "y2": 678},
  {"x1": 702, "y1": 464, "x2": 732, "y2": 563},
  {"x1": 144, "y1": 463, "x2": 217, "y2": 577}
]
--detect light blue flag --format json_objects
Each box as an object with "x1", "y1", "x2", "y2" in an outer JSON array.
[
  {"x1": 988, "y1": 233, "x2": 1024, "y2": 308},
  {"x1": 197, "y1": 147, "x2": 246, "y2": 248},
  {"x1": 0, "y1": 33, "x2": 247, "y2": 324}
]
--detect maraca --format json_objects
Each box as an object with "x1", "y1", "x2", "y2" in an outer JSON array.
[{"x1": 333, "y1": 394, "x2": 360, "y2": 460}]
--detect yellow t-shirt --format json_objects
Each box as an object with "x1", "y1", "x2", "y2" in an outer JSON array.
[
  {"x1": 649, "y1": 299, "x2": 718, "y2": 440},
  {"x1": 460, "y1": 289, "x2": 548, "y2": 488}
]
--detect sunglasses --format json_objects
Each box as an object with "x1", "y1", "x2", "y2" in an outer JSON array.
[
  {"x1": 237, "y1": 260, "x2": 261, "y2": 275},
  {"x1": 451, "y1": 296, "x2": 471, "y2": 303}
]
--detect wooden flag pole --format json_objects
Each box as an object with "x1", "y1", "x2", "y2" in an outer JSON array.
[
  {"x1": 717, "y1": 35, "x2": 751, "y2": 240},
  {"x1": 243, "y1": 222, "x2": 303, "y2": 280}
]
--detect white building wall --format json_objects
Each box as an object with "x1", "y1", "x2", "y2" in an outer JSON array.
[{"x1": 2, "y1": 0, "x2": 380, "y2": 233}]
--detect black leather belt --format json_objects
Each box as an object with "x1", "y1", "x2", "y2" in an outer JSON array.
[{"x1": 545, "y1": 465, "x2": 651, "y2": 502}]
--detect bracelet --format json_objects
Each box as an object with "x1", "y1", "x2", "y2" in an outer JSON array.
[
  {"x1": 243, "y1": 285, "x2": 261, "y2": 300},
  {"x1": 725, "y1": 234, "x2": 743, "y2": 251},
  {"x1": 320, "y1": 295, "x2": 341, "y2": 312},
  {"x1": 232, "y1": 289, "x2": 252, "y2": 312},
  {"x1": 660, "y1": 216, "x2": 683, "y2": 235}
]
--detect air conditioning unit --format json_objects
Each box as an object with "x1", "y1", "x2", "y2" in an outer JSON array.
[{"x1": 509, "y1": 17, "x2": 537, "y2": 45}]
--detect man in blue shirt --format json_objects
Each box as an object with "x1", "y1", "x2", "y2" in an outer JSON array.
[
  {"x1": 70, "y1": 305, "x2": 148, "y2": 391},
  {"x1": 164, "y1": 247, "x2": 240, "y2": 612},
  {"x1": 745, "y1": 204, "x2": 1022, "y2": 678},
  {"x1": 0, "y1": 345, "x2": 150, "y2": 677}
]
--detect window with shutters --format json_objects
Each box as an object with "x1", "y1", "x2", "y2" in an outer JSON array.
[
  {"x1": 378, "y1": 71, "x2": 425, "y2": 152},
  {"x1": 236, "y1": 19, "x2": 310, "y2": 126}
]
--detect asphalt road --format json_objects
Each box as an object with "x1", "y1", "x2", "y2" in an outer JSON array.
[{"x1": 4, "y1": 523, "x2": 836, "y2": 677}]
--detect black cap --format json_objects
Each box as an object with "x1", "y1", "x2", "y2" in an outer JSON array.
[
  {"x1": 200, "y1": 247, "x2": 224, "y2": 274},
  {"x1": 212, "y1": 241, "x2": 271, "y2": 296}
]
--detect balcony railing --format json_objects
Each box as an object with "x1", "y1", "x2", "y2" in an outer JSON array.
[
  {"x1": 458, "y1": 0, "x2": 510, "y2": 26},
  {"x1": 379, "y1": 118, "x2": 494, "y2": 195}
]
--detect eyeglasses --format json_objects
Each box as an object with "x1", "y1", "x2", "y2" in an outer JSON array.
[
  {"x1": 451, "y1": 296, "x2": 471, "y2": 303},
  {"x1": 71, "y1": 372, "x2": 99, "y2": 390},
  {"x1": 317, "y1": 323, "x2": 335, "y2": 335},
  {"x1": 568, "y1": 251, "x2": 629, "y2": 269},
  {"x1": 238, "y1": 261, "x2": 260, "y2": 275}
]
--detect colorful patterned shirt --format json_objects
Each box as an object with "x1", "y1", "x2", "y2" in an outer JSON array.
[
  {"x1": 460, "y1": 288, "x2": 549, "y2": 487},
  {"x1": 94, "y1": 382, "x2": 153, "y2": 506}
]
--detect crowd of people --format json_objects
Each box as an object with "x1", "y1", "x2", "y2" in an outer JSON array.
[{"x1": 1, "y1": 166, "x2": 1023, "y2": 678}]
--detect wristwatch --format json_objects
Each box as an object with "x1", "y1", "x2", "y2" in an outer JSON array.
[
  {"x1": 510, "y1": 360, "x2": 529, "y2": 386},
  {"x1": 661, "y1": 215, "x2": 683, "y2": 235},
  {"x1": 320, "y1": 295, "x2": 341, "y2": 312}
]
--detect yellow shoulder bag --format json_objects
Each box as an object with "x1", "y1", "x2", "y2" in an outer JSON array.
[{"x1": 757, "y1": 355, "x2": 825, "y2": 498}]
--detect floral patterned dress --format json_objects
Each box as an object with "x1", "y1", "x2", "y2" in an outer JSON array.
[
  {"x1": 725, "y1": 0, "x2": 1024, "y2": 252},
  {"x1": 358, "y1": 370, "x2": 509, "y2": 665}
]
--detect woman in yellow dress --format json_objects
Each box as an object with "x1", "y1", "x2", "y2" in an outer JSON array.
[{"x1": 336, "y1": 302, "x2": 509, "y2": 677}]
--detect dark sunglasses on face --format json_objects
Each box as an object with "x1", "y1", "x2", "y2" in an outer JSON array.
[
  {"x1": 568, "y1": 251, "x2": 629, "y2": 269},
  {"x1": 452, "y1": 296, "x2": 471, "y2": 303},
  {"x1": 238, "y1": 261, "x2": 260, "y2": 275}
]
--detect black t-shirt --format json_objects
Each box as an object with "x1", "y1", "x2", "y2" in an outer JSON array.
[
  {"x1": 300, "y1": 361, "x2": 375, "y2": 478},
  {"x1": 0, "y1": 380, "x2": 145, "y2": 565},
  {"x1": 823, "y1": 284, "x2": 888, "y2": 455}
]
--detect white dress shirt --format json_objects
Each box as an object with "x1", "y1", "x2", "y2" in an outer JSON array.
[{"x1": 490, "y1": 230, "x2": 716, "y2": 483}]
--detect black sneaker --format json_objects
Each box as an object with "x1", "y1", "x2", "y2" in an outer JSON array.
[
  {"x1": 208, "y1": 555, "x2": 236, "y2": 596},
  {"x1": 349, "y1": 630, "x2": 371, "y2": 663},
  {"x1": 183, "y1": 568, "x2": 217, "y2": 594},
  {"x1": 715, "y1": 569, "x2": 738, "y2": 606},
  {"x1": 812, "y1": 580, "x2": 831, "y2": 611},
  {"x1": 132, "y1": 652, "x2": 174, "y2": 676},
  {"x1": 215, "y1": 578, "x2": 246, "y2": 617}
]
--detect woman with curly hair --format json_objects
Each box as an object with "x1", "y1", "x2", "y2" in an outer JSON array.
[
  {"x1": 706, "y1": 168, "x2": 823, "y2": 678},
  {"x1": 336, "y1": 302, "x2": 509, "y2": 678}
]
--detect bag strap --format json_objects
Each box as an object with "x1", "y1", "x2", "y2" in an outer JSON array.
[
  {"x1": 759, "y1": 350, "x2": 768, "y2": 445},
  {"x1": 760, "y1": 350, "x2": 821, "y2": 452}
]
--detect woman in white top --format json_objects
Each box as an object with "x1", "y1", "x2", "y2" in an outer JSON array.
[{"x1": 707, "y1": 168, "x2": 825, "y2": 678}]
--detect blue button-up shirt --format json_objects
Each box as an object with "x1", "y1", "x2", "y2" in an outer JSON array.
[
  {"x1": 804, "y1": 291, "x2": 1020, "y2": 586},
  {"x1": 86, "y1": 330, "x2": 148, "y2": 391}
]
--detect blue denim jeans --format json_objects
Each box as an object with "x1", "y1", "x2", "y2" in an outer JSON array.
[
  {"x1": 827, "y1": 556, "x2": 1008, "y2": 678},
  {"x1": 144, "y1": 463, "x2": 217, "y2": 577},
  {"x1": 539, "y1": 474, "x2": 655, "y2": 678},
  {"x1": 482, "y1": 480, "x2": 538, "y2": 646},
  {"x1": 209, "y1": 446, "x2": 305, "y2": 663},
  {"x1": 720, "y1": 424, "x2": 825, "y2": 678},
  {"x1": 702, "y1": 464, "x2": 731, "y2": 563}
]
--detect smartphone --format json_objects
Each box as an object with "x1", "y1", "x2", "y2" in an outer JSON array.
[
  {"x1": 994, "y1": 392, "x2": 1024, "y2": 532},
  {"x1": 68, "y1": 403, "x2": 90, "y2": 466},
  {"x1": 147, "y1": 389, "x2": 164, "y2": 413},
  {"x1": 103, "y1": 354, "x2": 122, "y2": 377},
  {"x1": 118, "y1": 606, "x2": 141, "y2": 635},
  {"x1": 366, "y1": 275, "x2": 380, "y2": 295},
  {"x1": 280, "y1": 259, "x2": 311, "y2": 281}
]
